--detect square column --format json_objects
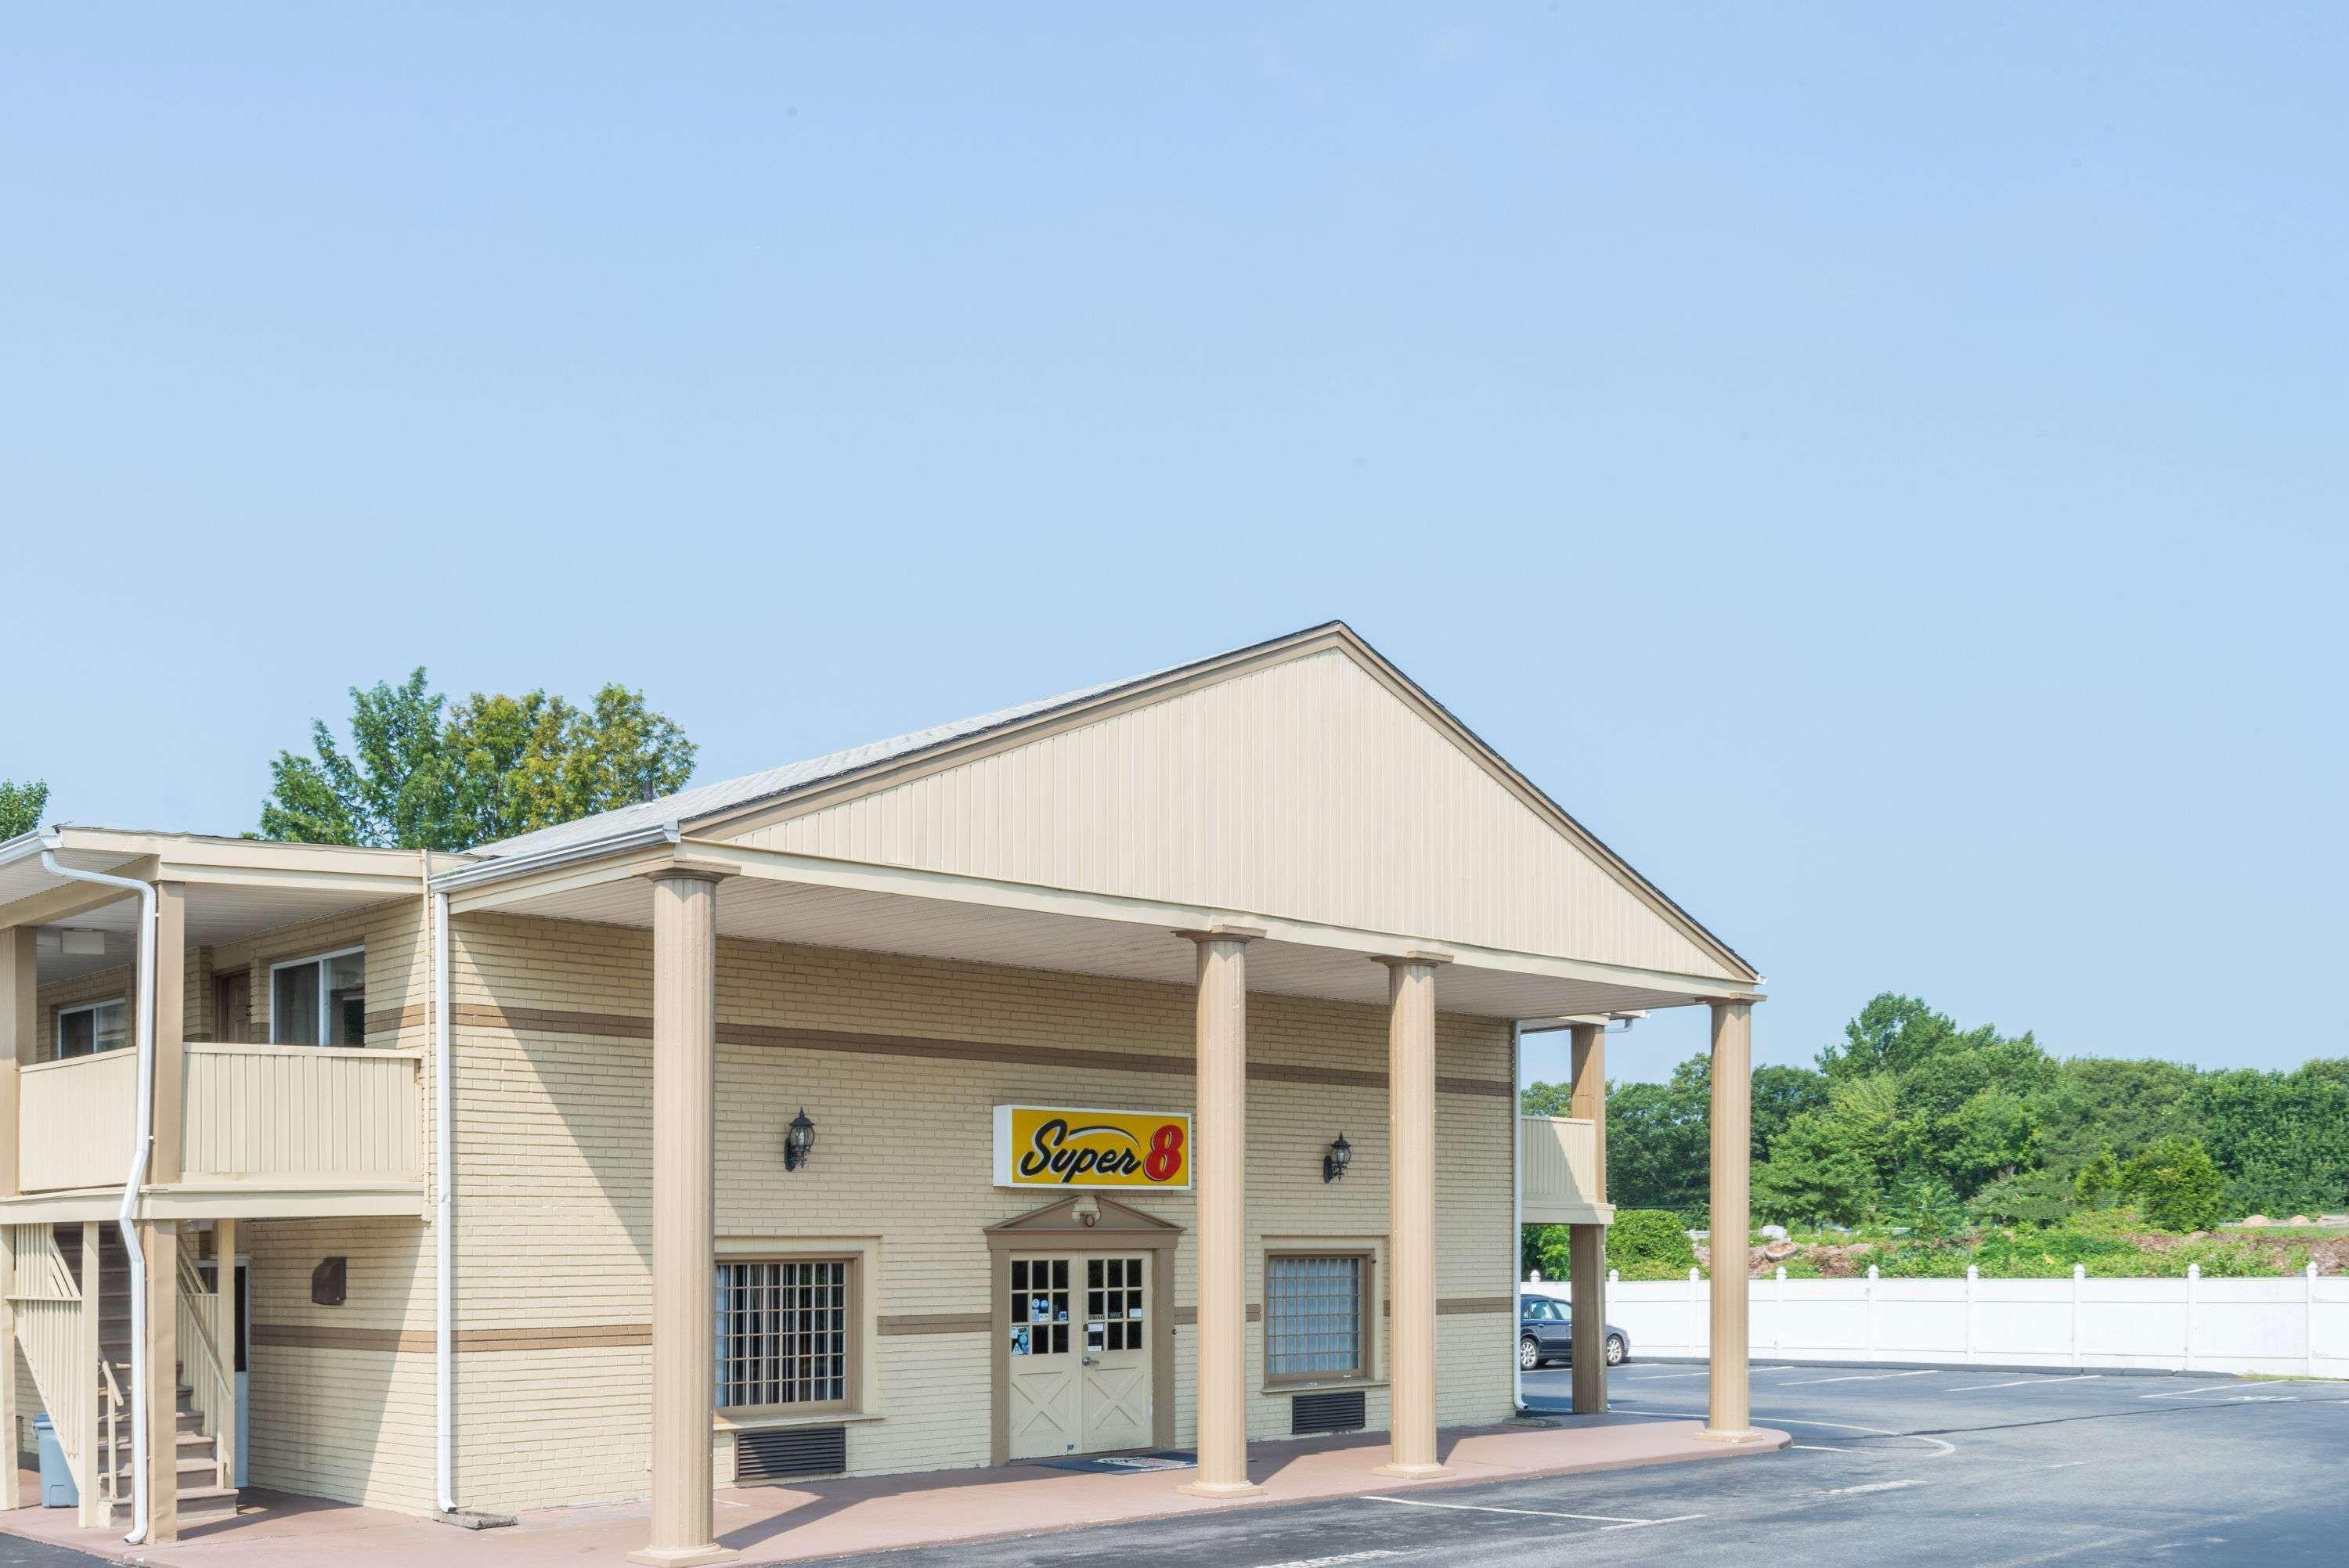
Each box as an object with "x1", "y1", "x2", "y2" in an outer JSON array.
[
  {"x1": 632, "y1": 867, "x2": 733, "y2": 1567},
  {"x1": 1376, "y1": 953, "x2": 1450, "y2": 1480},
  {"x1": 153, "y1": 883, "x2": 188, "y2": 1184},
  {"x1": 1568, "y1": 1020, "x2": 1608, "y2": 1416},
  {"x1": 1701, "y1": 997, "x2": 1759, "y2": 1442},
  {"x1": 143, "y1": 1219, "x2": 180, "y2": 1543},
  {"x1": 1177, "y1": 925, "x2": 1261, "y2": 1499}
]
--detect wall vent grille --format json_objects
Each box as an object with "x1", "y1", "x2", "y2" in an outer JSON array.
[
  {"x1": 735, "y1": 1424, "x2": 848, "y2": 1482},
  {"x1": 1290, "y1": 1390, "x2": 1367, "y2": 1436}
]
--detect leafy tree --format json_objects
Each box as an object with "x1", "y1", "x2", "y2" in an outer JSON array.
[
  {"x1": 1607, "y1": 1209, "x2": 1698, "y2": 1279},
  {"x1": 1519, "y1": 1080, "x2": 1577, "y2": 1119},
  {"x1": 1520, "y1": 1224, "x2": 1572, "y2": 1282},
  {"x1": 0, "y1": 778, "x2": 48, "y2": 839},
  {"x1": 1751, "y1": 1064, "x2": 1829, "y2": 1163},
  {"x1": 1889, "y1": 1173, "x2": 1965, "y2": 1240},
  {"x1": 260, "y1": 671, "x2": 695, "y2": 852},
  {"x1": 1753, "y1": 1108, "x2": 1879, "y2": 1226},
  {"x1": 1604, "y1": 1062, "x2": 1712, "y2": 1220},
  {"x1": 2074, "y1": 1150, "x2": 2120, "y2": 1208},
  {"x1": 2120, "y1": 1136, "x2": 2227, "y2": 1232}
]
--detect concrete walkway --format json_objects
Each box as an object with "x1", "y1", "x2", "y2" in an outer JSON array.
[{"x1": 1, "y1": 1416, "x2": 1786, "y2": 1568}]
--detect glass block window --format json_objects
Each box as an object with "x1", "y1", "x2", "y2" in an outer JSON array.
[
  {"x1": 1010, "y1": 1257, "x2": 1070, "y2": 1356},
  {"x1": 1086, "y1": 1256, "x2": 1146, "y2": 1352},
  {"x1": 1265, "y1": 1254, "x2": 1364, "y2": 1379},
  {"x1": 714, "y1": 1260, "x2": 850, "y2": 1408}
]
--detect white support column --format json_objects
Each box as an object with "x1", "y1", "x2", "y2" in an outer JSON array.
[
  {"x1": 1700, "y1": 997, "x2": 1759, "y2": 1443},
  {"x1": 631, "y1": 867, "x2": 732, "y2": 1568},
  {"x1": 1376, "y1": 953, "x2": 1450, "y2": 1480},
  {"x1": 1178, "y1": 925, "x2": 1261, "y2": 1499}
]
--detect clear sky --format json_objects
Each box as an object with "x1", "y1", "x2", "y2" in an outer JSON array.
[{"x1": 7, "y1": 7, "x2": 2342, "y2": 1087}]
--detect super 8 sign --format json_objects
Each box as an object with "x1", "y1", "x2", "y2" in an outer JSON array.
[{"x1": 991, "y1": 1105, "x2": 1192, "y2": 1190}]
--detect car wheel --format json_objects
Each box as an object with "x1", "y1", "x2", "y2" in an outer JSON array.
[
  {"x1": 1518, "y1": 1336, "x2": 1541, "y2": 1371},
  {"x1": 1605, "y1": 1333, "x2": 1627, "y2": 1366}
]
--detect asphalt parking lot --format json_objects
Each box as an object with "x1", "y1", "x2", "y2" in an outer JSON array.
[
  {"x1": 817, "y1": 1363, "x2": 2349, "y2": 1568},
  {"x1": 2, "y1": 1366, "x2": 2340, "y2": 1566}
]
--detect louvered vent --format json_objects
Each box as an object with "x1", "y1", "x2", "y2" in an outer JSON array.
[
  {"x1": 734, "y1": 1424, "x2": 847, "y2": 1482},
  {"x1": 1290, "y1": 1389, "x2": 1366, "y2": 1436}
]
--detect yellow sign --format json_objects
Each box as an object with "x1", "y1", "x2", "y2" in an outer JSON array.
[{"x1": 992, "y1": 1105, "x2": 1191, "y2": 1190}]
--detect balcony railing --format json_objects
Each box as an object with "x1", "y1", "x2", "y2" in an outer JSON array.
[
  {"x1": 17, "y1": 1043, "x2": 424, "y2": 1194},
  {"x1": 1519, "y1": 1114, "x2": 1606, "y2": 1223}
]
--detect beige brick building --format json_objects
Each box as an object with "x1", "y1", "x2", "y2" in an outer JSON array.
[{"x1": 0, "y1": 623, "x2": 1762, "y2": 1563}]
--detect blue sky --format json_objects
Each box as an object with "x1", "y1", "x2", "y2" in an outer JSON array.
[{"x1": 6, "y1": 6, "x2": 2342, "y2": 1085}]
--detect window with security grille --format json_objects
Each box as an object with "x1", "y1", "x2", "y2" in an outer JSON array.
[
  {"x1": 714, "y1": 1260, "x2": 850, "y2": 1409},
  {"x1": 1265, "y1": 1254, "x2": 1365, "y2": 1379}
]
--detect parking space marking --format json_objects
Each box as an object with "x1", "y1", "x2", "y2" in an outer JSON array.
[
  {"x1": 1613, "y1": 1370, "x2": 1709, "y2": 1380},
  {"x1": 1778, "y1": 1370, "x2": 1936, "y2": 1386},
  {"x1": 2138, "y1": 1384, "x2": 2243, "y2": 1400},
  {"x1": 1820, "y1": 1478, "x2": 1920, "y2": 1497},
  {"x1": 1360, "y1": 1494, "x2": 1702, "y2": 1530},
  {"x1": 1947, "y1": 1375, "x2": 2102, "y2": 1391},
  {"x1": 1252, "y1": 1552, "x2": 1402, "y2": 1568}
]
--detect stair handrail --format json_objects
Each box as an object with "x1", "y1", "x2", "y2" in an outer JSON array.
[
  {"x1": 97, "y1": 1360, "x2": 124, "y2": 1512},
  {"x1": 174, "y1": 1254, "x2": 235, "y2": 1490}
]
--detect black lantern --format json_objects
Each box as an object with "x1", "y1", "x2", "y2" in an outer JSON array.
[
  {"x1": 1323, "y1": 1131, "x2": 1351, "y2": 1184},
  {"x1": 785, "y1": 1107, "x2": 817, "y2": 1172}
]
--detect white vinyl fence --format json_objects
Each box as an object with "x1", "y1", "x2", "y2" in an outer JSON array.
[{"x1": 1530, "y1": 1262, "x2": 2349, "y2": 1378}]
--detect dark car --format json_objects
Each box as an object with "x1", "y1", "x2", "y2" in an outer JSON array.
[{"x1": 1517, "y1": 1295, "x2": 1629, "y2": 1371}]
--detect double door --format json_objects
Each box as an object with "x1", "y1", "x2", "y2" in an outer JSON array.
[{"x1": 1006, "y1": 1253, "x2": 1151, "y2": 1458}]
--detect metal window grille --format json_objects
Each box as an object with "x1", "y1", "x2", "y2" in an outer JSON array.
[
  {"x1": 1265, "y1": 1255, "x2": 1362, "y2": 1377},
  {"x1": 714, "y1": 1260, "x2": 849, "y2": 1408}
]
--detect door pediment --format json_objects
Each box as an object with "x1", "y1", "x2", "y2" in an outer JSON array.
[{"x1": 987, "y1": 1192, "x2": 1182, "y2": 1242}]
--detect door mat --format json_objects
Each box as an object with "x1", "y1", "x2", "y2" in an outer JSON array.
[{"x1": 1030, "y1": 1451, "x2": 1197, "y2": 1475}]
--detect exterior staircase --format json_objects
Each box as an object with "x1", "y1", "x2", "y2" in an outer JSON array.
[{"x1": 74, "y1": 1227, "x2": 239, "y2": 1529}]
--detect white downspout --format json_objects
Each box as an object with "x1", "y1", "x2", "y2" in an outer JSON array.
[
  {"x1": 1510, "y1": 1019, "x2": 1523, "y2": 1414},
  {"x1": 433, "y1": 887, "x2": 457, "y2": 1514},
  {"x1": 41, "y1": 849, "x2": 156, "y2": 1545}
]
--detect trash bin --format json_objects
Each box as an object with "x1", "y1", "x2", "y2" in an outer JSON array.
[{"x1": 34, "y1": 1414, "x2": 76, "y2": 1508}]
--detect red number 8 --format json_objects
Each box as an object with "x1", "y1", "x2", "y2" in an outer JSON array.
[{"x1": 1144, "y1": 1123, "x2": 1185, "y2": 1182}]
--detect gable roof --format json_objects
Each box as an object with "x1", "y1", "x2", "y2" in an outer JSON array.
[{"x1": 469, "y1": 622, "x2": 1756, "y2": 982}]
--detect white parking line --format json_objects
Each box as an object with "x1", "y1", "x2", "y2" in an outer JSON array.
[
  {"x1": 1361, "y1": 1494, "x2": 1703, "y2": 1530},
  {"x1": 1778, "y1": 1370, "x2": 1937, "y2": 1386},
  {"x1": 1253, "y1": 1552, "x2": 1402, "y2": 1568},
  {"x1": 1820, "y1": 1479, "x2": 1919, "y2": 1498},
  {"x1": 1614, "y1": 1371, "x2": 1710, "y2": 1381},
  {"x1": 2138, "y1": 1384, "x2": 2243, "y2": 1400},
  {"x1": 1947, "y1": 1375, "x2": 2102, "y2": 1392}
]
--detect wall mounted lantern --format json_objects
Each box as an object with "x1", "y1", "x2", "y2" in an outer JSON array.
[
  {"x1": 784, "y1": 1107, "x2": 817, "y2": 1172},
  {"x1": 1322, "y1": 1131, "x2": 1351, "y2": 1184}
]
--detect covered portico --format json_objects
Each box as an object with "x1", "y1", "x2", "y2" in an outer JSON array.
[{"x1": 440, "y1": 831, "x2": 1763, "y2": 1563}]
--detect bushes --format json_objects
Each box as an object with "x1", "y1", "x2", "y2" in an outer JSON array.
[{"x1": 1608, "y1": 1209, "x2": 1698, "y2": 1280}]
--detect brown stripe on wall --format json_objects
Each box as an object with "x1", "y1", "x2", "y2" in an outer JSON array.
[
  {"x1": 1174, "y1": 1305, "x2": 1265, "y2": 1326},
  {"x1": 453, "y1": 1007, "x2": 1511, "y2": 1098},
  {"x1": 254, "y1": 1322, "x2": 651, "y2": 1354},
  {"x1": 1436, "y1": 1296, "x2": 1514, "y2": 1316},
  {"x1": 878, "y1": 1313, "x2": 993, "y2": 1337}
]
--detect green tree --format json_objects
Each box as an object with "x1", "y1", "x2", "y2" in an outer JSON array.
[
  {"x1": 1753, "y1": 1108, "x2": 1879, "y2": 1226},
  {"x1": 1520, "y1": 1223, "x2": 1572, "y2": 1282},
  {"x1": 2120, "y1": 1136, "x2": 2227, "y2": 1232},
  {"x1": 2074, "y1": 1150, "x2": 2120, "y2": 1208},
  {"x1": 1607, "y1": 1209, "x2": 1698, "y2": 1279},
  {"x1": 1751, "y1": 1064, "x2": 1829, "y2": 1163},
  {"x1": 0, "y1": 778, "x2": 48, "y2": 839},
  {"x1": 1604, "y1": 1062, "x2": 1712, "y2": 1219},
  {"x1": 260, "y1": 671, "x2": 696, "y2": 852},
  {"x1": 1889, "y1": 1172, "x2": 1965, "y2": 1240}
]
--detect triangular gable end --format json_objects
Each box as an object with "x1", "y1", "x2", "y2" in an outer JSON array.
[
  {"x1": 701, "y1": 626, "x2": 1752, "y2": 984},
  {"x1": 986, "y1": 1193, "x2": 1185, "y2": 1238}
]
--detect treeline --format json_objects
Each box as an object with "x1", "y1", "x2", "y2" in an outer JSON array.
[{"x1": 1524, "y1": 993, "x2": 2349, "y2": 1231}]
